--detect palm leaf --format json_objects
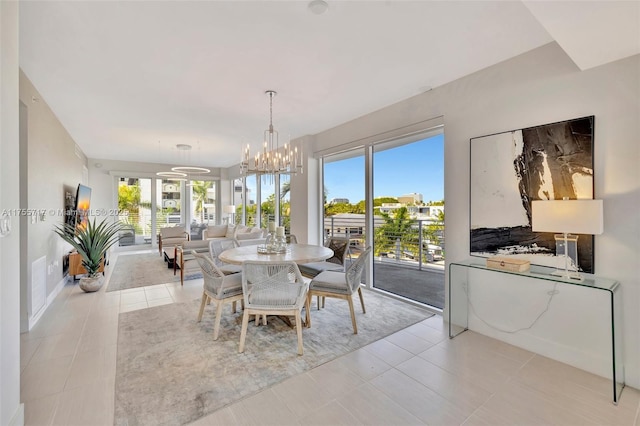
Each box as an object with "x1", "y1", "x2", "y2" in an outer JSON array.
[{"x1": 54, "y1": 218, "x2": 124, "y2": 276}]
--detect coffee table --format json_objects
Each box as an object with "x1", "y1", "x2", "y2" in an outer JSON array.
[{"x1": 162, "y1": 247, "x2": 176, "y2": 269}]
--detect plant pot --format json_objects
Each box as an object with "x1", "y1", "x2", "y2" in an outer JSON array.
[{"x1": 79, "y1": 275, "x2": 103, "y2": 292}]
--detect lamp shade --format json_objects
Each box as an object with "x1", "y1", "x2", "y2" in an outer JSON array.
[
  {"x1": 531, "y1": 199, "x2": 603, "y2": 235},
  {"x1": 223, "y1": 205, "x2": 236, "y2": 214}
]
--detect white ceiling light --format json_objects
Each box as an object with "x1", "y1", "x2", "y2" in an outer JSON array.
[
  {"x1": 171, "y1": 166, "x2": 211, "y2": 174},
  {"x1": 308, "y1": 0, "x2": 328, "y2": 15},
  {"x1": 157, "y1": 143, "x2": 211, "y2": 179},
  {"x1": 156, "y1": 171, "x2": 187, "y2": 178}
]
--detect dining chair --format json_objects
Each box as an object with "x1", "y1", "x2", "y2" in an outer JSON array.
[
  {"x1": 193, "y1": 251, "x2": 244, "y2": 341},
  {"x1": 298, "y1": 236, "x2": 350, "y2": 278},
  {"x1": 306, "y1": 246, "x2": 372, "y2": 334},
  {"x1": 239, "y1": 260, "x2": 309, "y2": 355},
  {"x1": 209, "y1": 239, "x2": 243, "y2": 275}
]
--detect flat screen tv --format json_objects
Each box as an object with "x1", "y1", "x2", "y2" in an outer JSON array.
[{"x1": 74, "y1": 184, "x2": 92, "y2": 229}]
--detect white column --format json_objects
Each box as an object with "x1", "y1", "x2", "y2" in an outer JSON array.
[
  {"x1": 1, "y1": 2, "x2": 24, "y2": 424},
  {"x1": 289, "y1": 136, "x2": 319, "y2": 245}
]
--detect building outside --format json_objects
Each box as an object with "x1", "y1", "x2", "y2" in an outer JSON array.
[
  {"x1": 329, "y1": 197, "x2": 350, "y2": 204},
  {"x1": 378, "y1": 203, "x2": 444, "y2": 221},
  {"x1": 398, "y1": 192, "x2": 423, "y2": 204}
]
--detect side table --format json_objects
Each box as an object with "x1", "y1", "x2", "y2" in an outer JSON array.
[{"x1": 449, "y1": 259, "x2": 624, "y2": 404}]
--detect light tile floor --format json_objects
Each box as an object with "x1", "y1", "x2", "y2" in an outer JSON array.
[{"x1": 20, "y1": 249, "x2": 640, "y2": 425}]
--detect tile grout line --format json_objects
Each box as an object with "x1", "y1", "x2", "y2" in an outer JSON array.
[
  {"x1": 460, "y1": 392, "x2": 498, "y2": 425},
  {"x1": 458, "y1": 348, "x2": 528, "y2": 425},
  {"x1": 506, "y1": 355, "x2": 616, "y2": 425},
  {"x1": 387, "y1": 355, "x2": 486, "y2": 420}
]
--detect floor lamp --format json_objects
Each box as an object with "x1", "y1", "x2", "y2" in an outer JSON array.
[
  {"x1": 223, "y1": 205, "x2": 235, "y2": 225},
  {"x1": 531, "y1": 199, "x2": 603, "y2": 281}
]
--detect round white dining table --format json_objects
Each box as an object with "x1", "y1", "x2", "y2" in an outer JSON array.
[{"x1": 219, "y1": 243, "x2": 333, "y2": 265}]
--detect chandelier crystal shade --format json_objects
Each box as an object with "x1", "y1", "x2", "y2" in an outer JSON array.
[{"x1": 240, "y1": 90, "x2": 303, "y2": 177}]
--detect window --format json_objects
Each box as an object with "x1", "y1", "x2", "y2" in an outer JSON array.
[
  {"x1": 117, "y1": 177, "x2": 152, "y2": 245},
  {"x1": 189, "y1": 180, "x2": 216, "y2": 240},
  {"x1": 157, "y1": 179, "x2": 184, "y2": 227}
]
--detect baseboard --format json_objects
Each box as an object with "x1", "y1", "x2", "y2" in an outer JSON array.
[
  {"x1": 8, "y1": 402, "x2": 24, "y2": 426},
  {"x1": 28, "y1": 275, "x2": 67, "y2": 330},
  {"x1": 46, "y1": 275, "x2": 68, "y2": 306}
]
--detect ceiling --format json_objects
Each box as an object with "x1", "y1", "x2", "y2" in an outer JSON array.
[{"x1": 18, "y1": 1, "x2": 639, "y2": 169}]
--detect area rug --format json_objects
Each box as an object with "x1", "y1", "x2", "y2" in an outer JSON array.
[
  {"x1": 114, "y1": 290, "x2": 433, "y2": 425},
  {"x1": 106, "y1": 252, "x2": 202, "y2": 292}
]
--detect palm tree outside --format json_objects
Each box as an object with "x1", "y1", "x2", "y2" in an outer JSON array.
[
  {"x1": 374, "y1": 206, "x2": 418, "y2": 258},
  {"x1": 191, "y1": 181, "x2": 212, "y2": 223}
]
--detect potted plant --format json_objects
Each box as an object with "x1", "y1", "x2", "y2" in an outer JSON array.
[{"x1": 54, "y1": 218, "x2": 124, "y2": 292}]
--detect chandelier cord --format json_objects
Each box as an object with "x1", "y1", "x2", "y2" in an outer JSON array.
[{"x1": 269, "y1": 91, "x2": 274, "y2": 133}]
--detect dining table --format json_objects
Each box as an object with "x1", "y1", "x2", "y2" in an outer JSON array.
[
  {"x1": 218, "y1": 243, "x2": 333, "y2": 266},
  {"x1": 218, "y1": 243, "x2": 333, "y2": 328}
]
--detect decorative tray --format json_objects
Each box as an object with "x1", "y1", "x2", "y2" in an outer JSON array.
[{"x1": 256, "y1": 245, "x2": 288, "y2": 254}]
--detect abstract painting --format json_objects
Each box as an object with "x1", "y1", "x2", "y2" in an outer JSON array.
[{"x1": 470, "y1": 116, "x2": 595, "y2": 273}]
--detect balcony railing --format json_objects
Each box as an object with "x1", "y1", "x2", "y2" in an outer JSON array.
[
  {"x1": 324, "y1": 214, "x2": 445, "y2": 309},
  {"x1": 324, "y1": 215, "x2": 445, "y2": 269}
]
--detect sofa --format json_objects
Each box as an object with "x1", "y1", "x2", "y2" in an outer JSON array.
[{"x1": 203, "y1": 224, "x2": 267, "y2": 247}]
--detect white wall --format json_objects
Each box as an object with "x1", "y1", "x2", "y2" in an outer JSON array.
[
  {"x1": 18, "y1": 72, "x2": 88, "y2": 330},
  {"x1": 1, "y1": 2, "x2": 24, "y2": 424},
  {"x1": 309, "y1": 42, "x2": 640, "y2": 388}
]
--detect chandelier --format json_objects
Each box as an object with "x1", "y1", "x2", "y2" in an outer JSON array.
[
  {"x1": 156, "y1": 143, "x2": 210, "y2": 181},
  {"x1": 240, "y1": 90, "x2": 303, "y2": 177}
]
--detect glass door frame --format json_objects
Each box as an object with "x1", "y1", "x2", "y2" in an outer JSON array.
[
  {"x1": 112, "y1": 174, "x2": 222, "y2": 247},
  {"x1": 319, "y1": 125, "x2": 444, "y2": 297}
]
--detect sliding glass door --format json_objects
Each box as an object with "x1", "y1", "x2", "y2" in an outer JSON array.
[
  {"x1": 323, "y1": 148, "x2": 366, "y2": 256},
  {"x1": 372, "y1": 134, "x2": 445, "y2": 309},
  {"x1": 320, "y1": 129, "x2": 444, "y2": 310}
]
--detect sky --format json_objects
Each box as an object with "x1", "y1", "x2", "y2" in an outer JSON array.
[
  {"x1": 324, "y1": 134, "x2": 444, "y2": 204},
  {"x1": 241, "y1": 133, "x2": 444, "y2": 205}
]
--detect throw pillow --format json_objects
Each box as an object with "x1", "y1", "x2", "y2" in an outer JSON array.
[
  {"x1": 225, "y1": 225, "x2": 236, "y2": 239},
  {"x1": 162, "y1": 226, "x2": 186, "y2": 238},
  {"x1": 249, "y1": 227, "x2": 264, "y2": 236},
  {"x1": 326, "y1": 239, "x2": 348, "y2": 265},
  {"x1": 237, "y1": 225, "x2": 250, "y2": 233},
  {"x1": 236, "y1": 230, "x2": 264, "y2": 240},
  {"x1": 206, "y1": 225, "x2": 227, "y2": 238}
]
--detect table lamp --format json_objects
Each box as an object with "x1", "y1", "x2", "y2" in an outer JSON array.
[{"x1": 531, "y1": 198, "x2": 603, "y2": 280}]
